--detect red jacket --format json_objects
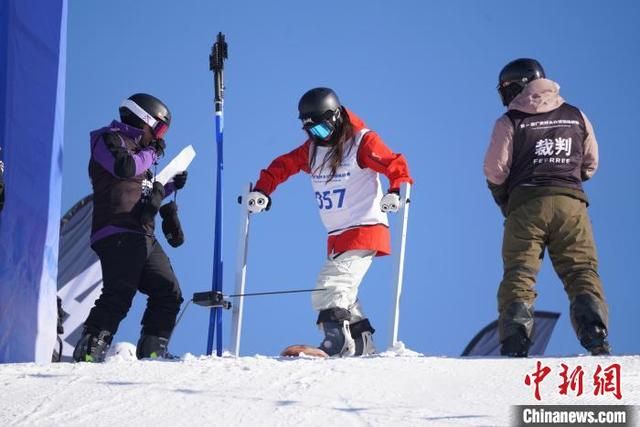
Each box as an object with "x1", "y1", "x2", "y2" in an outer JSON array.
[{"x1": 255, "y1": 108, "x2": 413, "y2": 256}]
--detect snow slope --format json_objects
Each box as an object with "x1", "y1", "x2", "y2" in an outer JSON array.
[{"x1": 0, "y1": 344, "x2": 637, "y2": 426}]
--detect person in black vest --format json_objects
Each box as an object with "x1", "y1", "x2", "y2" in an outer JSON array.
[
  {"x1": 73, "y1": 93, "x2": 188, "y2": 362},
  {"x1": 484, "y1": 59, "x2": 610, "y2": 357}
]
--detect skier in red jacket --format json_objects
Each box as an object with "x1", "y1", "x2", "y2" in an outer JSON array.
[{"x1": 247, "y1": 88, "x2": 413, "y2": 357}]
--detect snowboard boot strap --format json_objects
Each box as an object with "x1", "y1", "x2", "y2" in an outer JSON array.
[
  {"x1": 72, "y1": 329, "x2": 112, "y2": 363},
  {"x1": 136, "y1": 335, "x2": 176, "y2": 360},
  {"x1": 350, "y1": 319, "x2": 376, "y2": 356}
]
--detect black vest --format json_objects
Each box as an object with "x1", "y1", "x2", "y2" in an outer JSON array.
[
  {"x1": 506, "y1": 102, "x2": 586, "y2": 194},
  {"x1": 89, "y1": 131, "x2": 154, "y2": 235}
]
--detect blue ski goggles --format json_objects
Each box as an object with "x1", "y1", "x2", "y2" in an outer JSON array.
[
  {"x1": 301, "y1": 111, "x2": 337, "y2": 141},
  {"x1": 307, "y1": 122, "x2": 334, "y2": 140}
]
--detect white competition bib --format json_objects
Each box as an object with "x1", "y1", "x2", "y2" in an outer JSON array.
[{"x1": 310, "y1": 129, "x2": 388, "y2": 235}]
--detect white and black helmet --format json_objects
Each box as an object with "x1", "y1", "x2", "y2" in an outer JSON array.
[{"x1": 119, "y1": 93, "x2": 171, "y2": 138}]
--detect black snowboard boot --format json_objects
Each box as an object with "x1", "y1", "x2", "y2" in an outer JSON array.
[
  {"x1": 500, "y1": 330, "x2": 532, "y2": 357},
  {"x1": 317, "y1": 308, "x2": 355, "y2": 357},
  {"x1": 136, "y1": 335, "x2": 176, "y2": 360},
  {"x1": 499, "y1": 302, "x2": 534, "y2": 357},
  {"x1": 580, "y1": 324, "x2": 611, "y2": 356},
  {"x1": 73, "y1": 329, "x2": 112, "y2": 363},
  {"x1": 350, "y1": 319, "x2": 376, "y2": 356},
  {"x1": 570, "y1": 294, "x2": 611, "y2": 356}
]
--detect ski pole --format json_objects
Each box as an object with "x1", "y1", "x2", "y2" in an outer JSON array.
[
  {"x1": 389, "y1": 183, "x2": 411, "y2": 349},
  {"x1": 206, "y1": 32, "x2": 228, "y2": 357},
  {"x1": 230, "y1": 183, "x2": 252, "y2": 356}
]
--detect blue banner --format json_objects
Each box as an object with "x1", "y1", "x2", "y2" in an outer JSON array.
[
  {"x1": 461, "y1": 311, "x2": 560, "y2": 357},
  {"x1": 0, "y1": 0, "x2": 67, "y2": 363}
]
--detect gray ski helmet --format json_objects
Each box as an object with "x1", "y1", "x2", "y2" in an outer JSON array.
[
  {"x1": 119, "y1": 93, "x2": 172, "y2": 138},
  {"x1": 497, "y1": 58, "x2": 546, "y2": 106}
]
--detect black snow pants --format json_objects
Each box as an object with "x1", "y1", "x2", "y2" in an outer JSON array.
[{"x1": 85, "y1": 233, "x2": 183, "y2": 339}]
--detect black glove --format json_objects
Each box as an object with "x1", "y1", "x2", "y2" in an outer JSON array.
[
  {"x1": 140, "y1": 181, "x2": 165, "y2": 224},
  {"x1": 159, "y1": 201, "x2": 184, "y2": 247},
  {"x1": 150, "y1": 138, "x2": 166, "y2": 158},
  {"x1": 487, "y1": 180, "x2": 509, "y2": 217},
  {"x1": 173, "y1": 171, "x2": 188, "y2": 190}
]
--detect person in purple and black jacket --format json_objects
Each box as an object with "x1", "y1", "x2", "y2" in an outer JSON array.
[{"x1": 73, "y1": 93, "x2": 188, "y2": 362}]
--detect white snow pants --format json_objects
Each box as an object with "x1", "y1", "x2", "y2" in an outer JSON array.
[{"x1": 311, "y1": 249, "x2": 376, "y2": 322}]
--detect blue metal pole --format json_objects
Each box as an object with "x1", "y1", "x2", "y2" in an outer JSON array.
[
  {"x1": 215, "y1": 110, "x2": 224, "y2": 356},
  {"x1": 206, "y1": 33, "x2": 227, "y2": 356},
  {"x1": 206, "y1": 109, "x2": 223, "y2": 356}
]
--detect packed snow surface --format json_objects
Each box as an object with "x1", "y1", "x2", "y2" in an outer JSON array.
[{"x1": 1, "y1": 343, "x2": 637, "y2": 426}]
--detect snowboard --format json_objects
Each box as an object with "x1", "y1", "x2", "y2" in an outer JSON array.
[{"x1": 281, "y1": 344, "x2": 328, "y2": 358}]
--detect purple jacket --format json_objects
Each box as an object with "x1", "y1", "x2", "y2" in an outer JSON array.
[{"x1": 89, "y1": 120, "x2": 175, "y2": 244}]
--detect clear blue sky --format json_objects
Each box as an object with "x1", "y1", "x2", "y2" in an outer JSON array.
[{"x1": 63, "y1": 0, "x2": 640, "y2": 357}]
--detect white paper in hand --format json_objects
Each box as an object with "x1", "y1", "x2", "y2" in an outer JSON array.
[{"x1": 155, "y1": 145, "x2": 196, "y2": 185}]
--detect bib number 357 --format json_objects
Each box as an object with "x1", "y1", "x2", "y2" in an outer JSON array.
[{"x1": 315, "y1": 188, "x2": 346, "y2": 210}]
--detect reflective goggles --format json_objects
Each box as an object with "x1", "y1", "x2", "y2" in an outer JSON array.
[
  {"x1": 307, "y1": 122, "x2": 334, "y2": 140},
  {"x1": 152, "y1": 121, "x2": 169, "y2": 139},
  {"x1": 301, "y1": 111, "x2": 337, "y2": 140}
]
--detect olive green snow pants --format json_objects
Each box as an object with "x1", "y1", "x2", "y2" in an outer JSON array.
[{"x1": 498, "y1": 194, "x2": 608, "y2": 327}]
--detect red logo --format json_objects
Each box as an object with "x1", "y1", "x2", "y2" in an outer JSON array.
[{"x1": 524, "y1": 362, "x2": 622, "y2": 401}]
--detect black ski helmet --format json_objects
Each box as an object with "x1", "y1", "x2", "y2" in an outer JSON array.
[
  {"x1": 497, "y1": 58, "x2": 546, "y2": 106},
  {"x1": 119, "y1": 93, "x2": 172, "y2": 138},
  {"x1": 298, "y1": 87, "x2": 343, "y2": 142}
]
